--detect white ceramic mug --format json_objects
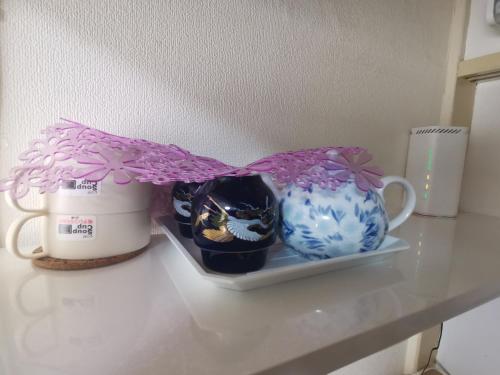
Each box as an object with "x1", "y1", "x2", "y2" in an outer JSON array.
[{"x1": 6, "y1": 177, "x2": 152, "y2": 260}]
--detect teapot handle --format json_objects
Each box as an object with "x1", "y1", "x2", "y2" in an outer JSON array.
[{"x1": 376, "y1": 176, "x2": 416, "y2": 232}]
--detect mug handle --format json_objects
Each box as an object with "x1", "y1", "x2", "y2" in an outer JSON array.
[
  {"x1": 16, "y1": 272, "x2": 51, "y2": 316},
  {"x1": 376, "y1": 176, "x2": 416, "y2": 232},
  {"x1": 5, "y1": 193, "x2": 49, "y2": 259}
]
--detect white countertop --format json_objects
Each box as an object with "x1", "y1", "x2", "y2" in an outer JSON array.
[{"x1": 2, "y1": 213, "x2": 500, "y2": 375}]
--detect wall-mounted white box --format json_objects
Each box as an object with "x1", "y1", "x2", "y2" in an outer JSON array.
[{"x1": 405, "y1": 127, "x2": 469, "y2": 217}]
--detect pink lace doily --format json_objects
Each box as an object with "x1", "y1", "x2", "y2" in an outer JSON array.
[{"x1": 0, "y1": 120, "x2": 384, "y2": 199}]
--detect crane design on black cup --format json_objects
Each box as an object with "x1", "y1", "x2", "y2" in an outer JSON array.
[{"x1": 195, "y1": 196, "x2": 274, "y2": 243}]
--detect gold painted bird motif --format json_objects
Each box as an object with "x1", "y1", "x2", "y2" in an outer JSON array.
[{"x1": 195, "y1": 196, "x2": 274, "y2": 243}]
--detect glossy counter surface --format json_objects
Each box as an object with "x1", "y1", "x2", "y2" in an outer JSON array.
[{"x1": 1, "y1": 213, "x2": 500, "y2": 375}]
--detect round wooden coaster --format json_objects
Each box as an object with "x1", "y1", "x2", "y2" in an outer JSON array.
[{"x1": 32, "y1": 247, "x2": 148, "y2": 271}]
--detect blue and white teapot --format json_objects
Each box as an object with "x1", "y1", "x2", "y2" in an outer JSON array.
[{"x1": 279, "y1": 176, "x2": 415, "y2": 259}]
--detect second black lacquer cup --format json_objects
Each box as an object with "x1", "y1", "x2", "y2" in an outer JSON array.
[{"x1": 172, "y1": 182, "x2": 203, "y2": 238}]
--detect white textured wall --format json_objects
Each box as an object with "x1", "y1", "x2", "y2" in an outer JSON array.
[{"x1": 0, "y1": 0, "x2": 454, "y2": 245}]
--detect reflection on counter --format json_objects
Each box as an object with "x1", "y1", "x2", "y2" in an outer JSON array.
[
  {"x1": 3, "y1": 213, "x2": 500, "y2": 375},
  {"x1": 395, "y1": 214, "x2": 456, "y2": 300},
  {"x1": 2, "y1": 253, "x2": 154, "y2": 375},
  {"x1": 159, "y1": 235, "x2": 405, "y2": 335}
]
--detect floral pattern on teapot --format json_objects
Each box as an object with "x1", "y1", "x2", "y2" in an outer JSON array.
[{"x1": 279, "y1": 181, "x2": 390, "y2": 260}]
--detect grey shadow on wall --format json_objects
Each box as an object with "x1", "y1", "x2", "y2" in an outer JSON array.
[{"x1": 24, "y1": 1, "x2": 351, "y2": 159}]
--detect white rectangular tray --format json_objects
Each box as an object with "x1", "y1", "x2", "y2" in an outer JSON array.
[{"x1": 157, "y1": 216, "x2": 410, "y2": 291}]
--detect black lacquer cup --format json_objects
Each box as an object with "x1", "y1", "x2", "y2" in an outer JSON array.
[
  {"x1": 191, "y1": 175, "x2": 278, "y2": 273},
  {"x1": 172, "y1": 182, "x2": 203, "y2": 238}
]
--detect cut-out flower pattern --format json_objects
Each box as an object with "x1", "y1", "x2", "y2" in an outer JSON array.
[
  {"x1": 0, "y1": 166, "x2": 70, "y2": 198},
  {"x1": 19, "y1": 137, "x2": 73, "y2": 167},
  {"x1": 0, "y1": 120, "x2": 384, "y2": 199},
  {"x1": 325, "y1": 150, "x2": 384, "y2": 191},
  {"x1": 30, "y1": 166, "x2": 74, "y2": 194},
  {"x1": 73, "y1": 148, "x2": 147, "y2": 184},
  {"x1": 0, "y1": 168, "x2": 34, "y2": 198}
]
